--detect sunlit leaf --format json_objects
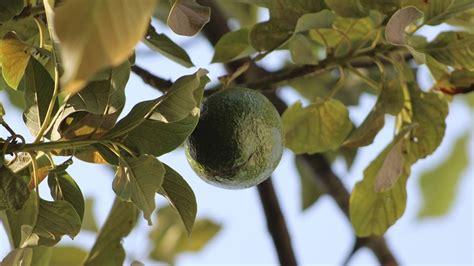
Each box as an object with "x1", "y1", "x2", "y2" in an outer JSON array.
[
  {"x1": 167, "y1": 0, "x2": 211, "y2": 36},
  {"x1": 282, "y1": 99, "x2": 353, "y2": 154},
  {"x1": 53, "y1": 62, "x2": 130, "y2": 140},
  {"x1": 418, "y1": 134, "x2": 470, "y2": 218},
  {"x1": 106, "y1": 69, "x2": 209, "y2": 139},
  {"x1": 113, "y1": 155, "x2": 165, "y2": 225},
  {"x1": 53, "y1": 0, "x2": 157, "y2": 94},
  {"x1": 0, "y1": 32, "x2": 30, "y2": 89}
]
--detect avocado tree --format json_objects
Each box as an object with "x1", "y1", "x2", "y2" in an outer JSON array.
[{"x1": 0, "y1": 0, "x2": 473, "y2": 264}]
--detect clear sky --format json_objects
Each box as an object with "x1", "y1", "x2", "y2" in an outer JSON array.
[{"x1": 1, "y1": 18, "x2": 473, "y2": 265}]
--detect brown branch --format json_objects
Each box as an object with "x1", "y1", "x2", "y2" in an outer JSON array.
[
  {"x1": 437, "y1": 84, "x2": 474, "y2": 95},
  {"x1": 131, "y1": 65, "x2": 173, "y2": 93},
  {"x1": 257, "y1": 179, "x2": 298, "y2": 266},
  {"x1": 301, "y1": 154, "x2": 398, "y2": 265}
]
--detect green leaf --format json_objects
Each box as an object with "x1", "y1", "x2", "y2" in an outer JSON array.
[
  {"x1": 446, "y1": 8, "x2": 474, "y2": 29},
  {"x1": 50, "y1": 246, "x2": 88, "y2": 266},
  {"x1": 295, "y1": 156, "x2": 326, "y2": 210},
  {"x1": 31, "y1": 246, "x2": 53, "y2": 266},
  {"x1": 47, "y1": 169, "x2": 85, "y2": 222},
  {"x1": 282, "y1": 98, "x2": 353, "y2": 154},
  {"x1": 212, "y1": 28, "x2": 256, "y2": 63},
  {"x1": 1, "y1": 248, "x2": 33, "y2": 266},
  {"x1": 167, "y1": 0, "x2": 211, "y2": 36},
  {"x1": 325, "y1": 0, "x2": 370, "y2": 18},
  {"x1": 422, "y1": 0, "x2": 474, "y2": 25},
  {"x1": 404, "y1": 84, "x2": 449, "y2": 160},
  {"x1": 344, "y1": 80, "x2": 404, "y2": 148},
  {"x1": 158, "y1": 164, "x2": 197, "y2": 235},
  {"x1": 418, "y1": 134, "x2": 470, "y2": 218},
  {"x1": 33, "y1": 199, "x2": 82, "y2": 246},
  {"x1": 418, "y1": 31, "x2": 474, "y2": 71},
  {"x1": 216, "y1": 1, "x2": 258, "y2": 27},
  {"x1": 350, "y1": 131, "x2": 412, "y2": 236},
  {"x1": 0, "y1": 102, "x2": 5, "y2": 119},
  {"x1": 149, "y1": 206, "x2": 221, "y2": 263},
  {"x1": 52, "y1": 61, "x2": 130, "y2": 140},
  {"x1": 82, "y1": 198, "x2": 99, "y2": 232},
  {"x1": 0, "y1": 32, "x2": 31, "y2": 89},
  {"x1": 106, "y1": 69, "x2": 209, "y2": 138},
  {"x1": 125, "y1": 114, "x2": 199, "y2": 157},
  {"x1": 249, "y1": 0, "x2": 324, "y2": 52},
  {"x1": 144, "y1": 25, "x2": 194, "y2": 67},
  {"x1": 294, "y1": 10, "x2": 336, "y2": 33},
  {"x1": 84, "y1": 198, "x2": 139, "y2": 266},
  {"x1": 23, "y1": 58, "x2": 57, "y2": 137},
  {"x1": 289, "y1": 34, "x2": 319, "y2": 65},
  {"x1": 53, "y1": 0, "x2": 157, "y2": 94},
  {"x1": 2, "y1": 192, "x2": 39, "y2": 248},
  {"x1": 0, "y1": 165, "x2": 30, "y2": 211},
  {"x1": 113, "y1": 155, "x2": 165, "y2": 225},
  {"x1": 0, "y1": 0, "x2": 24, "y2": 22}
]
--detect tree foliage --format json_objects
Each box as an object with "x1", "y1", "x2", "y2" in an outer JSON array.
[{"x1": 0, "y1": 0, "x2": 472, "y2": 264}]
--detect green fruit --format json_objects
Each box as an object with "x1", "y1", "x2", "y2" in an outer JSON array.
[{"x1": 185, "y1": 87, "x2": 284, "y2": 189}]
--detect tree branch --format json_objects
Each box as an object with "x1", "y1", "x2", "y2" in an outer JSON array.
[
  {"x1": 131, "y1": 65, "x2": 173, "y2": 93},
  {"x1": 257, "y1": 179, "x2": 298, "y2": 266}
]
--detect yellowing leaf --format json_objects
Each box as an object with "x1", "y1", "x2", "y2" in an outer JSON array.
[
  {"x1": 167, "y1": 0, "x2": 211, "y2": 36},
  {"x1": 212, "y1": 28, "x2": 256, "y2": 63},
  {"x1": 0, "y1": 32, "x2": 30, "y2": 89},
  {"x1": 149, "y1": 206, "x2": 221, "y2": 264},
  {"x1": 282, "y1": 99, "x2": 353, "y2": 154},
  {"x1": 419, "y1": 31, "x2": 474, "y2": 71},
  {"x1": 418, "y1": 134, "x2": 470, "y2": 218},
  {"x1": 350, "y1": 131, "x2": 412, "y2": 237},
  {"x1": 53, "y1": 0, "x2": 157, "y2": 94}
]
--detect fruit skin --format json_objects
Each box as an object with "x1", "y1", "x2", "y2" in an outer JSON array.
[{"x1": 185, "y1": 87, "x2": 284, "y2": 189}]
